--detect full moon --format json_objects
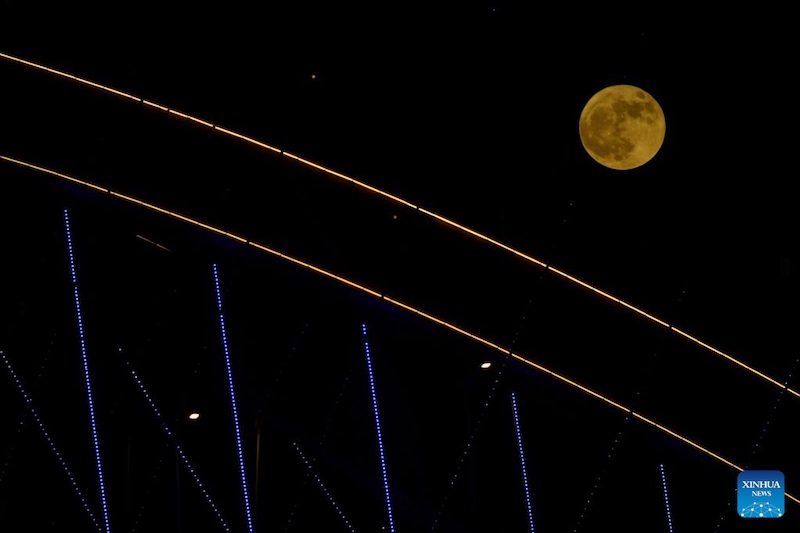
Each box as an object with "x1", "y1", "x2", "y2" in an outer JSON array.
[{"x1": 579, "y1": 85, "x2": 666, "y2": 170}]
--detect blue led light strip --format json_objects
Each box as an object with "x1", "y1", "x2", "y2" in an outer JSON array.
[
  {"x1": 1, "y1": 352, "x2": 102, "y2": 532},
  {"x1": 361, "y1": 324, "x2": 396, "y2": 533},
  {"x1": 64, "y1": 209, "x2": 111, "y2": 533},
  {"x1": 126, "y1": 363, "x2": 231, "y2": 531},
  {"x1": 659, "y1": 464, "x2": 674, "y2": 533},
  {"x1": 511, "y1": 392, "x2": 535, "y2": 533},
  {"x1": 292, "y1": 442, "x2": 356, "y2": 532},
  {"x1": 213, "y1": 264, "x2": 254, "y2": 533}
]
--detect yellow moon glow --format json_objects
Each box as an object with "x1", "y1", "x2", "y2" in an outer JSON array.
[{"x1": 579, "y1": 85, "x2": 665, "y2": 170}]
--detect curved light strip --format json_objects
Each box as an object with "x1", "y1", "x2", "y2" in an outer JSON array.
[
  {"x1": 213, "y1": 265, "x2": 254, "y2": 533},
  {"x1": 2, "y1": 155, "x2": 798, "y2": 507},
  {"x1": 64, "y1": 209, "x2": 112, "y2": 533},
  {"x1": 1, "y1": 352, "x2": 102, "y2": 532},
  {"x1": 0, "y1": 51, "x2": 791, "y2": 399}
]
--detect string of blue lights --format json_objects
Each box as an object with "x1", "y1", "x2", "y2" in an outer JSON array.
[
  {"x1": 63, "y1": 209, "x2": 111, "y2": 533},
  {"x1": 659, "y1": 464, "x2": 675, "y2": 533},
  {"x1": 361, "y1": 323, "x2": 396, "y2": 533},
  {"x1": 212, "y1": 264, "x2": 254, "y2": 533},
  {"x1": 511, "y1": 392, "x2": 536, "y2": 533}
]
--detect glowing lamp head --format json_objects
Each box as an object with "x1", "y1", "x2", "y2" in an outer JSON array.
[
  {"x1": 188, "y1": 412, "x2": 201, "y2": 421},
  {"x1": 480, "y1": 362, "x2": 492, "y2": 370}
]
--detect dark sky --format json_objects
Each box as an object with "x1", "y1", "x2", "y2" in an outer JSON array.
[{"x1": 0, "y1": 3, "x2": 797, "y2": 532}]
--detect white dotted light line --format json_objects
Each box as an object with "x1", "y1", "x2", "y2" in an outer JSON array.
[
  {"x1": 316, "y1": 371, "x2": 352, "y2": 450},
  {"x1": 361, "y1": 324, "x2": 396, "y2": 533},
  {"x1": 659, "y1": 464, "x2": 674, "y2": 532},
  {"x1": 292, "y1": 442, "x2": 356, "y2": 532},
  {"x1": 283, "y1": 360, "x2": 352, "y2": 533},
  {"x1": 746, "y1": 357, "x2": 799, "y2": 466},
  {"x1": 572, "y1": 418, "x2": 628, "y2": 532},
  {"x1": 0, "y1": 353, "x2": 51, "y2": 482},
  {"x1": 569, "y1": 300, "x2": 676, "y2": 533},
  {"x1": 127, "y1": 364, "x2": 231, "y2": 531},
  {"x1": 0, "y1": 410, "x2": 28, "y2": 482},
  {"x1": 511, "y1": 392, "x2": 536, "y2": 533},
  {"x1": 213, "y1": 264, "x2": 254, "y2": 533},
  {"x1": 430, "y1": 369, "x2": 502, "y2": 532},
  {"x1": 1, "y1": 352, "x2": 102, "y2": 532},
  {"x1": 129, "y1": 440, "x2": 170, "y2": 533},
  {"x1": 431, "y1": 298, "x2": 532, "y2": 532},
  {"x1": 64, "y1": 209, "x2": 111, "y2": 533}
]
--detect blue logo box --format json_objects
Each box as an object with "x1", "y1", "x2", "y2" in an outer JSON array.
[{"x1": 738, "y1": 470, "x2": 784, "y2": 518}]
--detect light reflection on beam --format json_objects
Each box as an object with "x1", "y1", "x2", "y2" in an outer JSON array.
[
  {"x1": 0, "y1": 50, "x2": 787, "y2": 401},
  {"x1": 3, "y1": 154, "x2": 796, "y2": 506}
]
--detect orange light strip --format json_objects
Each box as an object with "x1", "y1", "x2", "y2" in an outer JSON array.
[
  {"x1": 0, "y1": 52, "x2": 141, "y2": 103},
  {"x1": 4, "y1": 154, "x2": 795, "y2": 506},
  {"x1": 632, "y1": 413, "x2": 742, "y2": 471},
  {"x1": 671, "y1": 327, "x2": 795, "y2": 395},
  {"x1": 547, "y1": 265, "x2": 670, "y2": 327},
  {"x1": 5, "y1": 53, "x2": 787, "y2": 403},
  {"x1": 0, "y1": 50, "x2": 788, "y2": 400}
]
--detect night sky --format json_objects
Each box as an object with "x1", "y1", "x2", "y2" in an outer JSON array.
[{"x1": 0, "y1": 4, "x2": 797, "y2": 532}]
